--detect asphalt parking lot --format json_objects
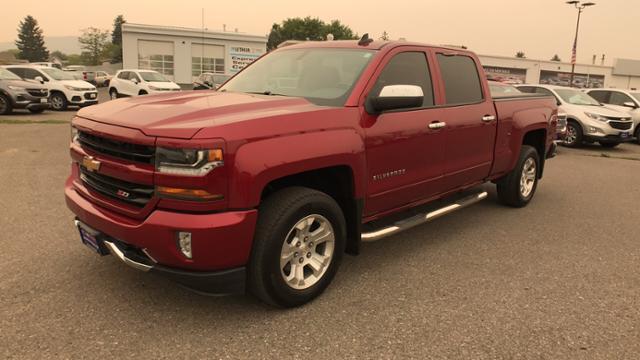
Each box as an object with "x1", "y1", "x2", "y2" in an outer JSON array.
[{"x1": 1, "y1": 111, "x2": 640, "y2": 358}]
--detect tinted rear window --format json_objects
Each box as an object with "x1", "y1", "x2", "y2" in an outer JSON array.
[{"x1": 437, "y1": 54, "x2": 483, "y2": 105}]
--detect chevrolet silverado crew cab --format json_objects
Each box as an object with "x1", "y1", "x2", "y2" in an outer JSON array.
[{"x1": 66, "y1": 39, "x2": 558, "y2": 307}]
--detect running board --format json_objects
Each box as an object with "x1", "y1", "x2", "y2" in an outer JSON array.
[{"x1": 361, "y1": 191, "x2": 488, "y2": 242}]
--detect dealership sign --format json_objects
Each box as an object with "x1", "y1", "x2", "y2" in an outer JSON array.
[{"x1": 229, "y1": 46, "x2": 264, "y2": 73}]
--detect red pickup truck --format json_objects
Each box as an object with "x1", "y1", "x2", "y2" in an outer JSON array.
[{"x1": 66, "y1": 40, "x2": 558, "y2": 307}]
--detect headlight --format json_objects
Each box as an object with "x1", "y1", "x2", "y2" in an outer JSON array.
[
  {"x1": 70, "y1": 126, "x2": 79, "y2": 143},
  {"x1": 64, "y1": 85, "x2": 85, "y2": 91},
  {"x1": 155, "y1": 147, "x2": 223, "y2": 176},
  {"x1": 7, "y1": 85, "x2": 26, "y2": 91},
  {"x1": 149, "y1": 85, "x2": 164, "y2": 91},
  {"x1": 584, "y1": 112, "x2": 608, "y2": 122}
]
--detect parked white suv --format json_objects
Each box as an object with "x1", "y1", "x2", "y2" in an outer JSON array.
[
  {"x1": 585, "y1": 88, "x2": 640, "y2": 144},
  {"x1": 517, "y1": 84, "x2": 634, "y2": 148},
  {"x1": 4, "y1": 65, "x2": 98, "y2": 111},
  {"x1": 109, "y1": 70, "x2": 181, "y2": 99}
]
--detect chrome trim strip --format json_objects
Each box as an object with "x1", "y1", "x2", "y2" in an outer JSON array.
[
  {"x1": 103, "y1": 240, "x2": 152, "y2": 272},
  {"x1": 361, "y1": 191, "x2": 488, "y2": 242}
]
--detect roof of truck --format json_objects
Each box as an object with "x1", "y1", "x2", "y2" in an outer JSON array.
[{"x1": 281, "y1": 40, "x2": 475, "y2": 54}]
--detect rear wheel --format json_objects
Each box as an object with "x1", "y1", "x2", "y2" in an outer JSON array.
[
  {"x1": 496, "y1": 145, "x2": 540, "y2": 208},
  {"x1": 50, "y1": 92, "x2": 67, "y2": 111},
  {"x1": 248, "y1": 187, "x2": 346, "y2": 308},
  {"x1": 0, "y1": 94, "x2": 12, "y2": 115},
  {"x1": 599, "y1": 142, "x2": 619, "y2": 148},
  {"x1": 564, "y1": 121, "x2": 582, "y2": 147},
  {"x1": 139, "y1": 90, "x2": 148, "y2": 96}
]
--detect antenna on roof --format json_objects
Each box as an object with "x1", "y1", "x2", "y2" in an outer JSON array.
[{"x1": 358, "y1": 33, "x2": 374, "y2": 46}]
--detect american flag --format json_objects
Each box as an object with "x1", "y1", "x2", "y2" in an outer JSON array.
[{"x1": 571, "y1": 37, "x2": 577, "y2": 65}]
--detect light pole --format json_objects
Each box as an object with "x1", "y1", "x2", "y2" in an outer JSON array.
[{"x1": 566, "y1": 1, "x2": 596, "y2": 87}]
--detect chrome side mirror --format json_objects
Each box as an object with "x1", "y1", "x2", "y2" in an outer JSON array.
[{"x1": 371, "y1": 85, "x2": 424, "y2": 112}]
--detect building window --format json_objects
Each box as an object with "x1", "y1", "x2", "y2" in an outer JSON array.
[
  {"x1": 137, "y1": 40, "x2": 174, "y2": 77},
  {"x1": 192, "y1": 44, "x2": 225, "y2": 77}
]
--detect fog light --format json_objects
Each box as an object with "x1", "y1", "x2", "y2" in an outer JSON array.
[
  {"x1": 588, "y1": 126, "x2": 603, "y2": 134},
  {"x1": 177, "y1": 232, "x2": 192, "y2": 259}
]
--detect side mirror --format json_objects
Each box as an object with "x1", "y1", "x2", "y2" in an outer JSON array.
[
  {"x1": 34, "y1": 76, "x2": 45, "y2": 84},
  {"x1": 131, "y1": 78, "x2": 139, "y2": 84},
  {"x1": 623, "y1": 101, "x2": 638, "y2": 109},
  {"x1": 371, "y1": 85, "x2": 424, "y2": 112}
]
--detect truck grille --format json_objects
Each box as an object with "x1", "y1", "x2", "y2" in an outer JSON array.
[
  {"x1": 78, "y1": 131, "x2": 155, "y2": 164},
  {"x1": 609, "y1": 121, "x2": 633, "y2": 130},
  {"x1": 79, "y1": 167, "x2": 154, "y2": 207}
]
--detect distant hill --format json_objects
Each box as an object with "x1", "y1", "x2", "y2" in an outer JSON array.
[{"x1": 0, "y1": 36, "x2": 81, "y2": 54}]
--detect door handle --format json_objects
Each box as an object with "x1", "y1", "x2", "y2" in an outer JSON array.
[
  {"x1": 428, "y1": 121, "x2": 446, "y2": 130},
  {"x1": 481, "y1": 115, "x2": 496, "y2": 122}
]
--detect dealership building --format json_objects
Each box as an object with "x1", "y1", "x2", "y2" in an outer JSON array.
[
  {"x1": 478, "y1": 54, "x2": 640, "y2": 90},
  {"x1": 122, "y1": 23, "x2": 267, "y2": 85}
]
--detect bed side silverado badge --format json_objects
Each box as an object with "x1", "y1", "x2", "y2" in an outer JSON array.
[{"x1": 82, "y1": 156, "x2": 101, "y2": 172}]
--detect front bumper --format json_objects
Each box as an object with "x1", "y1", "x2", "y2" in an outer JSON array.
[
  {"x1": 12, "y1": 92, "x2": 49, "y2": 110},
  {"x1": 75, "y1": 219, "x2": 246, "y2": 294},
  {"x1": 584, "y1": 134, "x2": 635, "y2": 144},
  {"x1": 68, "y1": 91, "x2": 99, "y2": 105},
  {"x1": 65, "y1": 177, "x2": 258, "y2": 294}
]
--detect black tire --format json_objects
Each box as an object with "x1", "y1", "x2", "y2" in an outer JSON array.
[
  {"x1": 109, "y1": 88, "x2": 118, "y2": 100},
  {"x1": 635, "y1": 126, "x2": 640, "y2": 145},
  {"x1": 28, "y1": 108, "x2": 45, "y2": 114},
  {"x1": 50, "y1": 92, "x2": 68, "y2": 111},
  {"x1": 599, "y1": 142, "x2": 619, "y2": 148},
  {"x1": 248, "y1": 187, "x2": 346, "y2": 308},
  {"x1": 0, "y1": 94, "x2": 12, "y2": 115},
  {"x1": 496, "y1": 145, "x2": 540, "y2": 208},
  {"x1": 139, "y1": 90, "x2": 148, "y2": 96},
  {"x1": 564, "y1": 121, "x2": 583, "y2": 148}
]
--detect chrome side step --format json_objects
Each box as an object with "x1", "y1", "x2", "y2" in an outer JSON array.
[{"x1": 361, "y1": 191, "x2": 488, "y2": 242}]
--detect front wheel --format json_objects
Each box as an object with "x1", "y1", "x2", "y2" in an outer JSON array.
[
  {"x1": 496, "y1": 145, "x2": 540, "y2": 208},
  {"x1": 564, "y1": 121, "x2": 582, "y2": 148},
  {"x1": 248, "y1": 187, "x2": 346, "y2": 308},
  {"x1": 28, "y1": 108, "x2": 45, "y2": 114},
  {"x1": 109, "y1": 88, "x2": 118, "y2": 100},
  {"x1": 0, "y1": 94, "x2": 12, "y2": 115},
  {"x1": 49, "y1": 93, "x2": 67, "y2": 111}
]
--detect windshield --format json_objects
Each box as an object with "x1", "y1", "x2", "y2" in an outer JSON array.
[
  {"x1": 220, "y1": 48, "x2": 376, "y2": 106},
  {"x1": 555, "y1": 89, "x2": 601, "y2": 106},
  {"x1": 140, "y1": 71, "x2": 169, "y2": 82},
  {"x1": 0, "y1": 68, "x2": 21, "y2": 80},
  {"x1": 42, "y1": 68, "x2": 76, "y2": 81},
  {"x1": 630, "y1": 93, "x2": 640, "y2": 103}
]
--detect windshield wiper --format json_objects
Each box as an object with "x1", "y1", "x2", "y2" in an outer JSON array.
[{"x1": 245, "y1": 90, "x2": 288, "y2": 96}]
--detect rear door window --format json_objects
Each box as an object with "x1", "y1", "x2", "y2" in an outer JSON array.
[
  {"x1": 610, "y1": 92, "x2": 634, "y2": 106},
  {"x1": 437, "y1": 54, "x2": 483, "y2": 105},
  {"x1": 117, "y1": 71, "x2": 129, "y2": 79},
  {"x1": 371, "y1": 51, "x2": 434, "y2": 108}
]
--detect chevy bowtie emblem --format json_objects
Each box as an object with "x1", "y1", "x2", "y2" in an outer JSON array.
[
  {"x1": 116, "y1": 190, "x2": 130, "y2": 198},
  {"x1": 82, "y1": 156, "x2": 101, "y2": 172}
]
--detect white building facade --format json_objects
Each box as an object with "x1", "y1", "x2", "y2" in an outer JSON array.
[
  {"x1": 122, "y1": 23, "x2": 267, "y2": 85},
  {"x1": 479, "y1": 54, "x2": 640, "y2": 90}
]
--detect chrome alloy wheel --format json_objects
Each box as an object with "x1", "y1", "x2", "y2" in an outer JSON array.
[
  {"x1": 520, "y1": 157, "x2": 536, "y2": 198},
  {"x1": 280, "y1": 214, "x2": 335, "y2": 290},
  {"x1": 565, "y1": 124, "x2": 578, "y2": 145}
]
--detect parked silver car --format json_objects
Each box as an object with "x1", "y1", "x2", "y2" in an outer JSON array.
[
  {"x1": 517, "y1": 85, "x2": 634, "y2": 148},
  {"x1": 586, "y1": 88, "x2": 640, "y2": 144}
]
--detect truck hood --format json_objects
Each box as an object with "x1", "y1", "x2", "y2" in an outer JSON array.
[{"x1": 76, "y1": 91, "x2": 322, "y2": 138}]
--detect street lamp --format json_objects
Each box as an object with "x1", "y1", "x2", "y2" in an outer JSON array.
[{"x1": 566, "y1": 1, "x2": 596, "y2": 87}]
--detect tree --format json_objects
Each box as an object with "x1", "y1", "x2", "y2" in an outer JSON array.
[
  {"x1": 550, "y1": 54, "x2": 561, "y2": 62},
  {"x1": 15, "y1": 15, "x2": 49, "y2": 62},
  {"x1": 50, "y1": 50, "x2": 68, "y2": 61},
  {"x1": 110, "y1": 15, "x2": 125, "y2": 63},
  {"x1": 267, "y1": 17, "x2": 358, "y2": 50},
  {"x1": 79, "y1": 27, "x2": 109, "y2": 65},
  {"x1": 380, "y1": 31, "x2": 390, "y2": 41},
  {"x1": 515, "y1": 51, "x2": 526, "y2": 58}
]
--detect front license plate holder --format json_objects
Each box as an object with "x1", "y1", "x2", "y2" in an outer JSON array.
[{"x1": 77, "y1": 222, "x2": 110, "y2": 256}]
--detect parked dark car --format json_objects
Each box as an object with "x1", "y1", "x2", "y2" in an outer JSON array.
[
  {"x1": 193, "y1": 73, "x2": 231, "y2": 90},
  {"x1": 0, "y1": 67, "x2": 49, "y2": 115}
]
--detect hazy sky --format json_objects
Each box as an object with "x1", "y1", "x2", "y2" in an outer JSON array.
[{"x1": 0, "y1": 0, "x2": 635, "y2": 64}]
